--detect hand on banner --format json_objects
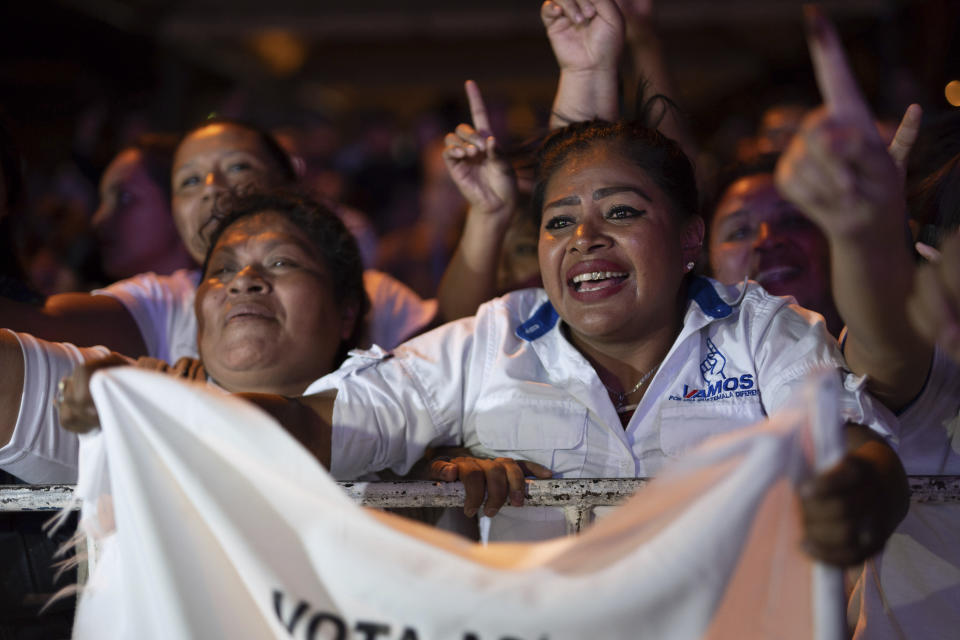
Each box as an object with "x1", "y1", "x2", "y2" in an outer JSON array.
[
  {"x1": 800, "y1": 425, "x2": 909, "y2": 566},
  {"x1": 56, "y1": 353, "x2": 133, "y2": 433},
  {"x1": 429, "y1": 455, "x2": 553, "y2": 517},
  {"x1": 909, "y1": 231, "x2": 960, "y2": 362},
  {"x1": 135, "y1": 356, "x2": 207, "y2": 381},
  {"x1": 774, "y1": 6, "x2": 913, "y2": 242},
  {"x1": 542, "y1": 0, "x2": 624, "y2": 74},
  {"x1": 443, "y1": 80, "x2": 517, "y2": 225}
]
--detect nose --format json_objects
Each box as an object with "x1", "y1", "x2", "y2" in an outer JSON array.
[
  {"x1": 228, "y1": 265, "x2": 271, "y2": 295},
  {"x1": 201, "y1": 170, "x2": 226, "y2": 200},
  {"x1": 752, "y1": 221, "x2": 783, "y2": 251},
  {"x1": 571, "y1": 216, "x2": 611, "y2": 253}
]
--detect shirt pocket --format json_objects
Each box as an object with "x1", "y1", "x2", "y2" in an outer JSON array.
[
  {"x1": 473, "y1": 390, "x2": 589, "y2": 477},
  {"x1": 657, "y1": 399, "x2": 765, "y2": 459}
]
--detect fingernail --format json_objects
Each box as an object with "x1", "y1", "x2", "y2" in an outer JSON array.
[
  {"x1": 510, "y1": 490, "x2": 524, "y2": 506},
  {"x1": 574, "y1": 12, "x2": 584, "y2": 23},
  {"x1": 464, "y1": 507, "x2": 477, "y2": 518},
  {"x1": 484, "y1": 507, "x2": 498, "y2": 517}
]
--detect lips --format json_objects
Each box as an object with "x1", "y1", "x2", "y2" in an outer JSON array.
[
  {"x1": 224, "y1": 301, "x2": 275, "y2": 324},
  {"x1": 566, "y1": 259, "x2": 630, "y2": 300},
  {"x1": 753, "y1": 264, "x2": 801, "y2": 285}
]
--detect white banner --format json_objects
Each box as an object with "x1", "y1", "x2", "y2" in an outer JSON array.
[{"x1": 71, "y1": 368, "x2": 844, "y2": 640}]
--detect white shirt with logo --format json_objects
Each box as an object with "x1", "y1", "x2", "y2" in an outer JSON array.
[{"x1": 311, "y1": 277, "x2": 896, "y2": 542}]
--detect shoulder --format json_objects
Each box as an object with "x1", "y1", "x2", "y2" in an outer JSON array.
[
  {"x1": 477, "y1": 288, "x2": 551, "y2": 325},
  {"x1": 94, "y1": 268, "x2": 200, "y2": 301},
  {"x1": 363, "y1": 270, "x2": 437, "y2": 348}
]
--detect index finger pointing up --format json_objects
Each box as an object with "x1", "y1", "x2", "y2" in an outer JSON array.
[
  {"x1": 465, "y1": 79, "x2": 493, "y2": 136},
  {"x1": 804, "y1": 5, "x2": 873, "y2": 126}
]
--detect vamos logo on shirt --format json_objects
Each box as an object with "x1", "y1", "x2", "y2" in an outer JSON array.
[{"x1": 668, "y1": 337, "x2": 758, "y2": 402}]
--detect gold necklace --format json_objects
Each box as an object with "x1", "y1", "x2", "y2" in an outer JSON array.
[{"x1": 603, "y1": 363, "x2": 660, "y2": 414}]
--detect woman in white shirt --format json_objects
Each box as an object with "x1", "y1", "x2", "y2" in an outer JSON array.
[{"x1": 79, "y1": 116, "x2": 908, "y2": 566}]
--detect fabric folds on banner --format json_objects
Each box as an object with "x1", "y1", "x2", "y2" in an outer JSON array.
[{"x1": 71, "y1": 368, "x2": 844, "y2": 640}]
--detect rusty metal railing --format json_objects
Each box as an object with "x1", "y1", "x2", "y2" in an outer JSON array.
[{"x1": 3, "y1": 475, "x2": 959, "y2": 535}]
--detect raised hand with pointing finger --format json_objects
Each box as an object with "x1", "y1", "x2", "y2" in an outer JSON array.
[
  {"x1": 442, "y1": 80, "x2": 517, "y2": 224},
  {"x1": 774, "y1": 5, "x2": 930, "y2": 413}
]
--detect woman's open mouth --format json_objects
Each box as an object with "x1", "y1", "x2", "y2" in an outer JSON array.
[{"x1": 569, "y1": 271, "x2": 629, "y2": 292}]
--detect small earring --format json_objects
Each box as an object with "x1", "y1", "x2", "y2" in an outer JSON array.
[{"x1": 685, "y1": 261, "x2": 696, "y2": 272}]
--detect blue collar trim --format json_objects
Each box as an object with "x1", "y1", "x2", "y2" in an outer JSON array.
[
  {"x1": 688, "y1": 276, "x2": 733, "y2": 319},
  {"x1": 516, "y1": 300, "x2": 560, "y2": 342}
]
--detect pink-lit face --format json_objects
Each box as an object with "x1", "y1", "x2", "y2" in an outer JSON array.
[
  {"x1": 538, "y1": 142, "x2": 702, "y2": 345},
  {"x1": 709, "y1": 173, "x2": 832, "y2": 315},
  {"x1": 93, "y1": 148, "x2": 182, "y2": 279}
]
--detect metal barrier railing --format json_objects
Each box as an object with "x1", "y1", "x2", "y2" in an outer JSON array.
[{"x1": 3, "y1": 475, "x2": 959, "y2": 535}]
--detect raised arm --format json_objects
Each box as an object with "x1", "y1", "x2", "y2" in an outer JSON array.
[
  {"x1": 615, "y1": 0, "x2": 698, "y2": 163},
  {"x1": 544, "y1": 0, "x2": 624, "y2": 128},
  {"x1": 1, "y1": 293, "x2": 147, "y2": 356},
  {"x1": 774, "y1": 6, "x2": 928, "y2": 411},
  {"x1": 436, "y1": 81, "x2": 519, "y2": 321}
]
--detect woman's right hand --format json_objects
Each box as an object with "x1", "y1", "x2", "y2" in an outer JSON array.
[
  {"x1": 429, "y1": 454, "x2": 553, "y2": 518},
  {"x1": 442, "y1": 80, "x2": 517, "y2": 224}
]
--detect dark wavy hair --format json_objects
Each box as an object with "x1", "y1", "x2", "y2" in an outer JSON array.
[
  {"x1": 178, "y1": 117, "x2": 297, "y2": 185},
  {"x1": 910, "y1": 151, "x2": 960, "y2": 252},
  {"x1": 530, "y1": 119, "x2": 699, "y2": 225},
  {"x1": 201, "y1": 189, "x2": 369, "y2": 366}
]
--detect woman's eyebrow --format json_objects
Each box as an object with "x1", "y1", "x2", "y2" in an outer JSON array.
[
  {"x1": 593, "y1": 186, "x2": 651, "y2": 202},
  {"x1": 544, "y1": 195, "x2": 581, "y2": 210}
]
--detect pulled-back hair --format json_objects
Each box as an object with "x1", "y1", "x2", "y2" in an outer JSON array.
[
  {"x1": 179, "y1": 117, "x2": 298, "y2": 184},
  {"x1": 531, "y1": 120, "x2": 698, "y2": 225},
  {"x1": 202, "y1": 189, "x2": 369, "y2": 366}
]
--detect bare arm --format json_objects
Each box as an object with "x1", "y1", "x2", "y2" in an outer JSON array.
[
  {"x1": 616, "y1": 0, "x2": 698, "y2": 163},
  {"x1": 1, "y1": 293, "x2": 148, "y2": 357},
  {"x1": 774, "y1": 7, "x2": 928, "y2": 410},
  {"x1": 240, "y1": 391, "x2": 335, "y2": 470},
  {"x1": 0, "y1": 331, "x2": 25, "y2": 449}
]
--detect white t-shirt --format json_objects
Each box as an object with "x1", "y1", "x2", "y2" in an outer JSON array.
[
  {"x1": 0, "y1": 330, "x2": 108, "y2": 483},
  {"x1": 852, "y1": 346, "x2": 960, "y2": 640},
  {"x1": 310, "y1": 278, "x2": 897, "y2": 541},
  {"x1": 93, "y1": 268, "x2": 437, "y2": 363}
]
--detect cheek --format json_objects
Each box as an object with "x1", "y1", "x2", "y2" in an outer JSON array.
[{"x1": 709, "y1": 242, "x2": 752, "y2": 282}]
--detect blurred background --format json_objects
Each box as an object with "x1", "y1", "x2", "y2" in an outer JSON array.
[{"x1": 0, "y1": 0, "x2": 957, "y2": 297}]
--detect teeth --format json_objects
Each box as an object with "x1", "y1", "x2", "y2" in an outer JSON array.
[{"x1": 571, "y1": 271, "x2": 627, "y2": 284}]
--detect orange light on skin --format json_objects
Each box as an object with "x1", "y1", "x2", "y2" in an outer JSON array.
[{"x1": 946, "y1": 80, "x2": 960, "y2": 107}]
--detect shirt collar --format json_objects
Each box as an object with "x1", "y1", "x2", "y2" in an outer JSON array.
[{"x1": 515, "y1": 276, "x2": 737, "y2": 343}]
